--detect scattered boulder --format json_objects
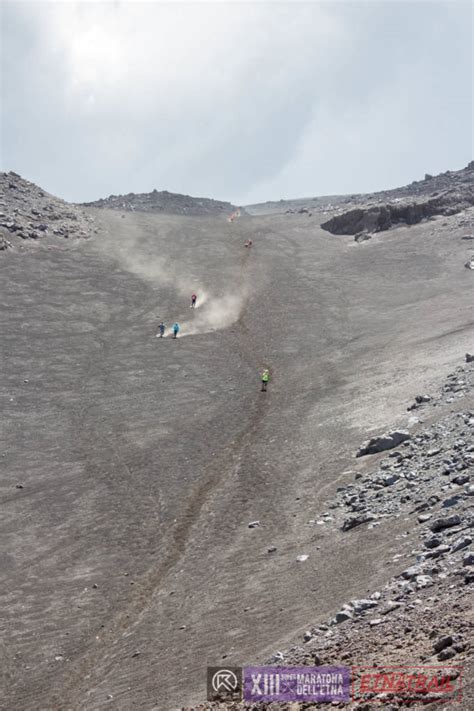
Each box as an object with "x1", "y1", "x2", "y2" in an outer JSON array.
[
  {"x1": 0, "y1": 236, "x2": 12, "y2": 251},
  {"x1": 354, "y1": 231, "x2": 373, "y2": 243},
  {"x1": 332, "y1": 608, "x2": 353, "y2": 624},
  {"x1": 462, "y1": 552, "x2": 474, "y2": 566},
  {"x1": 416, "y1": 574, "x2": 434, "y2": 588},
  {"x1": 341, "y1": 512, "x2": 376, "y2": 531},
  {"x1": 424, "y1": 536, "x2": 442, "y2": 549},
  {"x1": 433, "y1": 635, "x2": 454, "y2": 653},
  {"x1": 451, "y1": 536, "x2": 471, "y2": 553},
  {"x1": 429, "y1": 514, "x2": 462, "y2": 532},
  {"x1": 401, "y1": 564, "x2": 424, "y2": 580},
  {"x1": 350, "y1": 599, "x2": 379, "y2": 614},
  {"x1": 356, "y1": 430, "x2": 410, "y2": 457}
]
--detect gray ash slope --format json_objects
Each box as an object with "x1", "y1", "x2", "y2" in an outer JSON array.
[
  {"x1": 81, "y1": 187, "x2": 240, "y2": 217},
  {"x1": 186, "y1": 360, "x2": 474, "y2": 711},
  {"x1": 1, "y1": 164, "x2": 474, "y2": 711}
]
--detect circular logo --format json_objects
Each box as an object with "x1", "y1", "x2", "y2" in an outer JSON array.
[{"x1": 211, "y1": 669, "x2": 239, "y2": 693}]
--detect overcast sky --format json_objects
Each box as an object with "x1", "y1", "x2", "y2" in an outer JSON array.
[{"x1": 1, "y1": 1, "x2": 472, "y2": 205}]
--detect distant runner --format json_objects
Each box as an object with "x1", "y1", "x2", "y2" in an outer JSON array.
[
  {"x1": 191, "y1": 293, "x2": 197, "y2": 308},
  {"x1": 261, "y1": 368, "x2": 270, "y2": 392},
  {"x1": 172, "y1": 322, "x2": 180, "y2": 339},
  {"x1": 244, "y1": 239, "x2": 253, "y2": 248},
  {"x1": 157, "y1": 321, "x2": 165, "y2": 338}
]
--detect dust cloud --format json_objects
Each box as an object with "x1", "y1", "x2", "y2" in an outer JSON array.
[{"x1": 96, "y1": 218, "x2": 250, "y2": 336}]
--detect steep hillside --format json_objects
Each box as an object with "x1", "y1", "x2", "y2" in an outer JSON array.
[{"x1": 1, "y1": 169, "x2": 473, "y2": 711}]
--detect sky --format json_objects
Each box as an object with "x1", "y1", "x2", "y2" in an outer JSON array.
[{"x1": 1, "y1": 0, "x2": 473, "y2": 205}]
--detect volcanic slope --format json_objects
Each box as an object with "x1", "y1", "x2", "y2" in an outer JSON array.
[{"x1": 1, "y1": 192, "x2": 473, "y2": 710}]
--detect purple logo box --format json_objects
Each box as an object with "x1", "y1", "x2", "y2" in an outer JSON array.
[{"x1": 244, "y1": 665, "x2": 351, "y2": 702}]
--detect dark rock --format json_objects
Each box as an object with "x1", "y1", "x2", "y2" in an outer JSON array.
[
  {"x1": 429, "y1": 515, "x2": 462, "y2": 532},
  {"x1": 354, "y1": 231, "x2": 373, "y2": 243},
  {"x1": 401, "y1": 564, "x2": 424, "y2": 579},
  {"x1": 332, "y1": 609, "x2": 353, "y2": 624},
  {"x1": 451, "y1": 536, "x2": 472, "y2": 552},
  {"x1": 433, "y1": 635, "x2": 453, "y2": 652},
  {"x1": 424, "y1": 536, "x2": 442, "y2": 549},
  {"x1": 382, "y1": 473, "x2": 400, "y2": 486},
  {"x1": 452, "y1": 474, "x2": 470, "y2": 485},
  {"x1": 341, "y1": 512, "x2": 376, "y2": 531},
  {"x1": 415, "y1": 394, "x2": 432, "y2": 404},
  {"x1": 424, "y1": 545, "x2": 450, "y2": 559},
  {"x1": 462, "y1": 552, "x2": 474, "y2": 566},
  {"x1": 442, "y1": 495, "x2": 462, "y2": 508},
  {"x1": 437, "y1": 647, "x2": 456, "y2": 661}
]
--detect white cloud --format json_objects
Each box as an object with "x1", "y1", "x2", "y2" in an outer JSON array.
[{"x1": 1, "y1": 1, "x2": 472, "y2": 202}]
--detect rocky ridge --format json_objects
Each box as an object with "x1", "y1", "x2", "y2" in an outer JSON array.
[
  {"x1": 320, "y1": 164, "x2": 474, "y2": 236},
  {"x1": 81, "y1": 189, "x2": 239, "y2": 217},
  {"x1": 245, "y1": 162, "x2": 474, "y2": 219},
  {"x1": 0, "y1": 171, "x2": 95, "y2": 251},
  {"x1": 184, "y1": 358, "x2": 474, "y2": 710}
]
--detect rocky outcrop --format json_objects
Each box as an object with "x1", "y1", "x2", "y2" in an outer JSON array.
[
  {"x1": 0, "y1": 171, "x2": 94, "y2": 249},
  {"x1": 321, "y1": 186, "x2": 474, "y2": 236}
]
